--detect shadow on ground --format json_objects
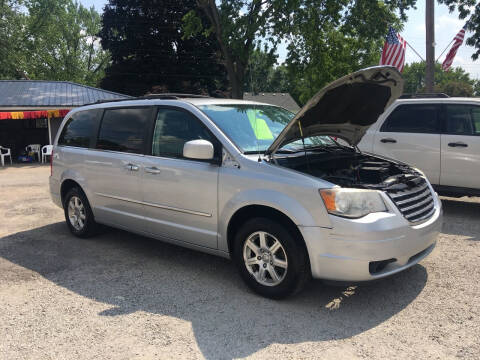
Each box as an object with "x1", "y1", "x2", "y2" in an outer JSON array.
[
  {"x1": 440, "y1": 198, "x2": 480, "y2": 241},
  {"x1": 1, "y1": 222, "x2": 428, "y2": 359}
]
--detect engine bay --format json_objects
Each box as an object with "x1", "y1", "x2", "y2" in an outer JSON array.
[{"x1": 272, "y1": 146, "x2": 423, "y2": 191}]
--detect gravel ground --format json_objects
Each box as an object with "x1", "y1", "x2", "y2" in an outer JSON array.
[{"x1": 0, "y1": 165, "x2": 479, "y2": 360}]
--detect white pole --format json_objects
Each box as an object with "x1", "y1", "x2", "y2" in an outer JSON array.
[{"x1": 48, "y1": 117, "x2": 52, "y2": 145}]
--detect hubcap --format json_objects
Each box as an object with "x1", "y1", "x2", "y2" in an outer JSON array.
[
  {"x1": 68, "y1": 196, "x2": 86, "y2": 231},
  {"x1": 243, "y1": 231, "x2": 288, "y2": 287}
]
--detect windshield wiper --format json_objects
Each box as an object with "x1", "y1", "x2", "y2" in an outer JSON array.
[{"x1": 245, "y1": 149, "x2": 296, "y2": 155}]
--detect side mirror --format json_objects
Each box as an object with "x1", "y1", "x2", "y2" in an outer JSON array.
[{"x1": 183, "y1": 139, "x2": 214, "y2": 160}]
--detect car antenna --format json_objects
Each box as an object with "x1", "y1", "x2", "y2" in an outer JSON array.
[{"x1": 298, "y1": 120, "x2": 312, "y2": 173}]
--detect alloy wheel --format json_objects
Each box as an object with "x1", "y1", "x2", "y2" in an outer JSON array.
[
  {"x1": 243, "y1": 231, "x2": 288, "y2": 287},
  {"x1": 68, "y1": 196, "x2": 86, "y2": 231}
]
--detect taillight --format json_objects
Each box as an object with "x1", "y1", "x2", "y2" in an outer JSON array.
[{"x1": 50, "y1": 148, "x2": 54, "y2": 177}]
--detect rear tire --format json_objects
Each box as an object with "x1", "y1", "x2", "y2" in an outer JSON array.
[
  {"x1": 63, "y1": 187, "x2": 98, "y2": 238},
  {"x1": 233, "y1": 217, "x2": 310, "y2": 299}
]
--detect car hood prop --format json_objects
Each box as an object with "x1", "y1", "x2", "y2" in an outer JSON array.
[{"x1": 265, "y1": 66, "x2": 404, "y2": 156}]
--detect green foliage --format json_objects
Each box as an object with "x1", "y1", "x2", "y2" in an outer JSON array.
[
  {"x1": 244, "y1": 49, "x2": 282, "y2": 93},
  {"x1": 25, "y1": 0, "x2": 109, "y2": 86},
  {"x1": 402, "y1": 61, "x2": 475, "y2": 96},
  {"x1": 438, "y1": 0, "x2": 480, "y2": 60},
  {"x1": 100, "y1": 0, "x2": 225, "y2": 96},
  {"x1": 0, "y1": 0, "x2": 108, "y2": 86},
  {"x1": 0, "y1": 1, "x2": 27, "y2": 79},
  {"x1": 184, "y1": 0, "x2": 304, "y2": 98},
  {"x1": 285, "y1": 0, "x2": 415, "y2": 105},
  {"x1": 184, "y1": 0, "x2": 417, "y2": 100}
]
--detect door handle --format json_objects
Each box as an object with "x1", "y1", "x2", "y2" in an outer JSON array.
[
  {"x1": 448, "y1": 142, "x2": 468, "y2": 148},
  {"x1": 145, "y1": 166, "x2": 161, "y2": 174},
  {"x1": 380, "y1": 138, "x2": 397, "y2": 143},
  {"x1": 124, "y1": 163, "x2": 139, "y2": 171}
]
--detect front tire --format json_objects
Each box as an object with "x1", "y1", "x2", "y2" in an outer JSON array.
[
  {"x1": 233, "y1": 217, "x2": 310, "y2": 299},
  {"x1": 63, "y1": 187, "x2": 98, "y2": 238}
]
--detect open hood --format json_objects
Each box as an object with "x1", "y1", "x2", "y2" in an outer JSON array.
[{"x1": 265, "y1": 66, "x2": 403, "y2": 155}]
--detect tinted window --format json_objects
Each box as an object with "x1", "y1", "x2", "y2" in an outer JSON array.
[
  {"x1": 445, "y1": 105, "x2": 475, "y2": 135},
  {"x1": 152, "y1": 108, "x2": 217, "y2": 158},
  {"x1": 96, "y1": 107, "x2": 152, "y2": 154},
  {"x1": 381, "y1": 105, "x2": 440, "y2": 133},
  {"x1": 471, "y1": 107, "x2": 480, "y2": 134},
  {"x1": 58, "y1": 110, "x2": 99, "y2": 147}
]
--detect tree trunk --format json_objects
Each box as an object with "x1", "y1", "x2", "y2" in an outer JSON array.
[{"x1": 198, "y1": 0, "x2": 245, "y2": 99}]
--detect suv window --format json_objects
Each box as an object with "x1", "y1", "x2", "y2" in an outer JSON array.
[
  {"x1": 58, "y1": 109, "x2": 100, "y2": 148},
  {"x1": 445, "y1": 105, "x2": 476, "y2": 135},
  {"x1": 381, "y1": 104, "x2": 440, "y2": 133},
  {"x1": 96, "y1": 107, "x2": 152, "y2": 154},
  {"x1": 152, "y1": 108, "x2": 218, "y2": 159}
]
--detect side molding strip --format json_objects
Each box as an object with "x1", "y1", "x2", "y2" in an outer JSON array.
[{"x1": 95, "y1": 193, "x2": 212, "y2": 217}]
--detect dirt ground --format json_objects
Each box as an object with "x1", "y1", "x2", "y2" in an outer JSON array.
[{"x1": 0, "y1": 165, "x2": 478, "y2": 360}]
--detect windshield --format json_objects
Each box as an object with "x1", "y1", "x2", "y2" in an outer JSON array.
[{"x1": 198, "y1": 104, "x2": 336, "y2": 153}]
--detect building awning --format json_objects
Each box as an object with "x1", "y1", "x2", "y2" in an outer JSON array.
[{"x1": 0, "y1": 109, "x2": 70, "y2": 120}]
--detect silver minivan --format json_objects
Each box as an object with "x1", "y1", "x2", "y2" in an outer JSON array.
[{"x1": 50, "y1": 66, "x2": 442, "y2": 298}]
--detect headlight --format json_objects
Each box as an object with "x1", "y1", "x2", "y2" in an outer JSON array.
[{"x1": 319, "y1": 188, "x2": 387, "y2": 218}]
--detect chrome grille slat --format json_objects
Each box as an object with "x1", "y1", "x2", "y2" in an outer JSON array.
[
  {"x1": 408, "y1": 207, "x2": 435, "y2": 222},
  {"x1": 401, "y1": 196, "x2": 434, "y2": 212},
  {"x1": 395, "y1": 188, "x2": 431, "y2": 205},
  {"x1": 386, "y1": 178, "x2": 435, "y2": 223},
  {"x1": 388, "y1": 184, "x2": 428, "y2": 199},
  {"x1": 404, "y1": 203, "x2": 434, "y2": 219}
]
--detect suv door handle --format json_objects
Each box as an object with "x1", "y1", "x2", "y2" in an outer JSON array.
[
  {"x1": 380, "y1": 138, "x2": 397, "y2": 143},
  {"x1": 145, "y1": 166, "x2": 161, "y2": 174},
  {"x1": 124, "y1": 163, "x2": 139, "y2": 171},
  {"x1": 448, "y1": 142, "x2": 468, "y2": 148}
]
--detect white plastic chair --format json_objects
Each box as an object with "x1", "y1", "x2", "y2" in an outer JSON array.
[
  {"x1": 26, "y1": 144, "x2": 41, "y2": 162},
  {"x1": 41, "y1": 145, "x2": 53, "y2": 163},
  {"x1": 0, "y1": 146, "x2": 12, "y2": 166}
]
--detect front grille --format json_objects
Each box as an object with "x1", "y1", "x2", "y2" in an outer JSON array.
[{"x1": 386, "y1": 178, "x2": 435, "y2": 223}]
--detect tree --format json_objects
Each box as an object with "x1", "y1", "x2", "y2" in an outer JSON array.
[
  {"x1": 244, "y1": 51, "x2": 292, "y2": 94},
  {"x1": 0, "y1": 0, "x2": 108, "y2": 86},
  {"x1": 99, "y1": 0, "x2": 225, "y2": 96},
  {"x1": 0, "y1": 0, "x2": 28, "y2": 79},
  {"x1": 184, "y1": 0, "x2": 302, "y2": 99},
  {"x1": 24, "y1": 0, "x2": 109, "y2": 86},
  {"x1": 402, "y1": 61, "x2": 475, "y2": 96},
  {"x1": 184, "y1": 0, "x2": 417, "y2": 100},
  {"x1": 284, "y1": 0, "x2": 416, "y2": 104},
  {"x1": 438, "y1": 0, "x2": 480, "y2": 60}
]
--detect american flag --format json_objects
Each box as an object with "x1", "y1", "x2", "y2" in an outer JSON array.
[
  {"x1": 380, "y1": 26, "x2": 407, "y2": 72},
  {"x1": 442, "y1": 24, "x2": 467, "y2": 71}
]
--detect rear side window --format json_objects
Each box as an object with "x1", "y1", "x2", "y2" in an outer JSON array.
[
  {"x1": 152, "y1": 108, "x2": 218, "y2": 158},
  {"x1": 381, "y1": 104, "x2": 440, "y2": 133},
  {"x1": 444, "y1": 105, "x2": 477, "y2": 135},
  {"x1": 58, "y1": 109, "x2": 100, "y2": 147},
  {"x1": 96, "y1": 107, "x2": 152, "y2": 154}
]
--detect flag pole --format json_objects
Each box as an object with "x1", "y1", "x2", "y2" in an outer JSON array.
[
  {"x1": 436, "y1": 38, "x2": 455, "y2": 62},
  {"x1": 406, "y1": 41, "x2": 425, "y2": 62}
]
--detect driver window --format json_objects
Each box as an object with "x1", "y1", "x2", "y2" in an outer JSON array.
[{"x1": 152, "y1": 108, "x2": 218, "y2": 158}]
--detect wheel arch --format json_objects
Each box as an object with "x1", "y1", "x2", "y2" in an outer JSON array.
[
  {"x1": 60, "y1": 179, "x2": 84, "y2": 204},
  {"x1": 226, "y1": 204, "x2": 307, "y2": 257}
]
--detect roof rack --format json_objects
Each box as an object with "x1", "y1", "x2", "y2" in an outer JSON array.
[
  {"x1": 140, "y1": 93, "x2": 210, "y2": 99},
  {"x1": 399, "y1": 93, "x2": 449, "y2": 99},
  {"x1": 91, "y1": 93, "x2": 210, "y2": 105}
]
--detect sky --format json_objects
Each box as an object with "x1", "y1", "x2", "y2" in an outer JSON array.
[{"x1": 80, "y1": 0, "x2": 480, "y2": 79}]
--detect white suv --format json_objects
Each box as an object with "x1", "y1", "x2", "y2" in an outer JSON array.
[{"x1": 358, "y1": 95, "x2": 480, "y2": 197}]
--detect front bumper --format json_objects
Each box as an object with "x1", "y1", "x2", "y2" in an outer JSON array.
[{"x1": 300, "y1": 194, "x2": 442, "y2": 282}]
